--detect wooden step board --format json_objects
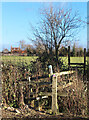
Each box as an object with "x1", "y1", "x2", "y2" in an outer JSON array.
[{"x1": 54, "y1": 70, "x2": 75, "y2": 77}]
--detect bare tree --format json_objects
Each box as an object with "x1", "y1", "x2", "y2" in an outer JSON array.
[
  {"x1": 19, "y1": 40, "x2": 26, "y2": 50},
  {"x1": 30, "y1": 6, "x2": 81, "y2": 69}
]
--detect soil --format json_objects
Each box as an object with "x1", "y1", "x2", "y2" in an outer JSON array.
[
  {"x1": 1, "y1": 107, "x2": 89, "y2": 120},
  {"x1": 2, "y1": 107, "x2": 50, "y2": 119}
]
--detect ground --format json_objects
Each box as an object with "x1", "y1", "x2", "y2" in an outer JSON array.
[
  {"x1": 1, "y1": 106, "x2": 89, "y2": 120},
  {"x1": 2, "y1": 107, "x2": 50, "y2": 119}
]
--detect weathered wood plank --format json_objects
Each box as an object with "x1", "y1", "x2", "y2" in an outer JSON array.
[
  {"x1": 54, "y1": 71, "x2": 75, "y2": 77},
  {"x1": 70, "y1": 63, "x2": 84, "y2": 65},
  {"x1": 52, "y1": 75, "x2": 58, "y2": 114},
  {"x1": 57, "y1": 82, "x2": 73, "y2": 90},
  {"x1": 38, "y1": 92, "x2": 51, "y2": 96},
  {"x1": 70, "y1": 66, "x2": 84, "y2": 68}
]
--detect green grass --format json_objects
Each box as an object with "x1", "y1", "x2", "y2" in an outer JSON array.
[
  {"x1": 60, "y1": 57, "x2": 88, "y2": 65},
  {"x1": 1, "y1": 56, "x2": 37, "y2": 65},
  {"x1": 1, "y1": 56, "x2": 89, "y2": 66}
]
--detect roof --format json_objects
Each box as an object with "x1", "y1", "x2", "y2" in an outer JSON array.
[{"x1": 2, "y1": 49, "x2": 9, "y2": 53}]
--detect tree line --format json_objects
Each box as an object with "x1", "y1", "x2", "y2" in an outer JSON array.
[{"x1": 19, "y1": 40, "x2": 88, "y2": 57}]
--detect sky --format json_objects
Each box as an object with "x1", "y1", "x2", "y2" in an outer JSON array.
[
  {"x1": 87, "y1": 1, "x2": 89, "y2": 50},
  {"x1": 1, "y1": 2, "x2": 87, "y2": 51}
]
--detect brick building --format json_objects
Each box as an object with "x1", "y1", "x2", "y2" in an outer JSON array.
[{"x1": 11, "y1": 46, "x2": 27, "y2": 56}]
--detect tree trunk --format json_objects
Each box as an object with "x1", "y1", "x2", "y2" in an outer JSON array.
[{"x1": 55, "y1": 47, "x2": 59, "y2": 71}]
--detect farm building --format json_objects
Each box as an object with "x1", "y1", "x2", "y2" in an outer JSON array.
[
  {"x1": 11, "y1": 46, "x2": 27, "y2": 56},
  {"x1": 11, "y1": 46, "x2": 21, "y2": 53},
  {"x1": 2, "y1": 49, "x2": 9, "y2": 54}
]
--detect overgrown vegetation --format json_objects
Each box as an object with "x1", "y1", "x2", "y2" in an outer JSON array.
[{"x1": 1, "y1": 57, "x2": 88, "y2": 117}]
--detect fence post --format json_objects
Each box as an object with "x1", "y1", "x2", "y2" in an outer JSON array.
[
  {"x1": 28, "y1": 77, "x2": 31, "y2": 104},
  {"x1": 52, "y1": 74, "x2": 58, "y2": 114},
  {"x1": 48, "y1": 65, "x2": 53, "y2": 83},
  {"x1": 48, "y1": 65, "x2": 53, "y2": 76},
  {"x1": 84, "y1": 48, "x2": 86, "y2": 79},
  {"x1": 87, "y1": 56, "x2": 89, "y2": 116},
  {"x1": 19, "y1": 82, "x2": 24, "y2": 107},
  {"x1": 68, "y1": 46, "x2": 70, "y2": 70}
]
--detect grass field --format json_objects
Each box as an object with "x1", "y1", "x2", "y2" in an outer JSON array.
[
  {"x1": 60, "y1": 56, "x2": 88, "y2": 65},
  {"x1": 1, "y1": 56, "x2": 37, "y2": 65},
  {"x1": 1, "y1": 56, "x2": 88, "y2": 66},
  {"x1": 1, "y1": 56, "x2": 87, "y2": 64}
]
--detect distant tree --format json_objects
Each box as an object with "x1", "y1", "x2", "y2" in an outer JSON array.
[
  {"x1": 71, "y1": 44, "x2": 84, "y2": 57},
  {"x1": 87, "y1": 49, "x2": 89, "y2": 56},
  {"x1": 2, "y1": 48, "x2": 9, "y2": 54},
  {"x1": 26, "y1": 44, "x2": 34, "y2": 56},
  {"x1": 27, "y1": 48, "x2": 30, "y2": 56},
  {"x1": 79, "y1": 47, "x2": 84, "y2": 56},
  {"x1": 71, "y1": 43, "x2": 76, "y2": 57},
  {"x1": 19, "y1": 40, "x2": 26, "y2": 50},
  {"x1": 19, "y1": 40, "x2": 34, "y2": 55},
  {"x1": 76, "y1": 51, "x2": 79, "y2": 57}
]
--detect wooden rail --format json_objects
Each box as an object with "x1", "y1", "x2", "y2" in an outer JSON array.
[
  {"x1": 54, "y1": 71, "x2": 75, "y2": 76},
  {"x1": 70, "y1": 63, "x2": 84, "y2": 65}
]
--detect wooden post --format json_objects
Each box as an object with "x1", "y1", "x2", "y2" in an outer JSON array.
[
  {"x1": 87, "y1": 51, "x2": 89, "y2": 115},
  {"x1": 19, "y1": 82, "x2": 24, "y2": 107},
  {"x1": 52, "y1": 74, "x2": 58, "y2": 114},
  {"x1": 0, "y1": 64, "x2": 2, "y2": 119},
  {"x1": 87, "y1": 66, "x2": 89, "y2": 116},
  {"x1": 48, "y1": 65, "x2": 53, "y2": 76},
  {"x1": 68, "y1": 46, "x2": 70, "y2": 70},
  {"x1": 48, "y1": 65, "x2": 53, "y2": 83},
  {"x1": 84, "y1": 48, "x2": 86, "y2": 77},
  {"x1": 28, "y1": 77, "x2": 31, "y2": 104}
]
